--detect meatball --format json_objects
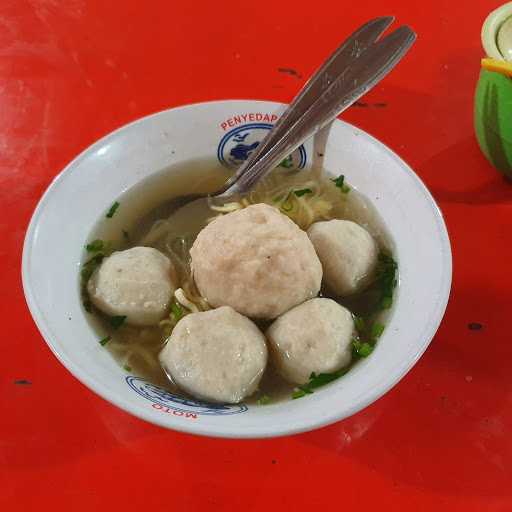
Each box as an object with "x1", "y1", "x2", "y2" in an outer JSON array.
[
  {"x1": 87, "y1": 246, "x2": 176, "y2": 326},
  {"x1": 266, "y1": 298, "x2": 354, "y2": 385},
  {"x1": 307, "y1": 220, "x2": 378, "y2": 296},
  {"x1": 190, "y1": 203, "x2": 322, "y2": 319},
  {"x1": 160, "y1": 306, "x2": 267, "y2": 403}
]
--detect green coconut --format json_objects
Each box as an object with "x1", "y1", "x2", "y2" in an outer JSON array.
[{"x1": 475, "y1": 69, "x2": 512, "y2": 179}]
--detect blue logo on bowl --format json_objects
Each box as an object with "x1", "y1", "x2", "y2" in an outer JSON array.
[
  {"x1": 217, "y1": 122, "x2": 307, "y2": 169},
  {"x1": 126, "y1": 376, "x2": 248, "y2": 416}
]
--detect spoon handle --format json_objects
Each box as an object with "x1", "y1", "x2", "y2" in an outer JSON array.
[
  {"x1": 222, "y1": 16, "x2": 394, "y2": 189},
  {"x1": 214, "y1": 21, "x2": 415, "y2": 201}
]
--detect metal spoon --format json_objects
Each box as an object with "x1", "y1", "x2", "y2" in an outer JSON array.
[{"x1": 165, "y1": 17, "x2": 416, "y2": 228}]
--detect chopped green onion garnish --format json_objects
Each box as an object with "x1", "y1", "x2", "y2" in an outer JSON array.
[
  {"x1": 381, "y1": 296, "x2": 392, "y2": 309},
  {"x1": 170, "y1": 302, "x2": 184, "y2": 322},
  {"x1": 83, "y1": 241, "x2": 113, "y2": 260},
  {"x1": 353, "y1": 340, "x2": 374, "y2": 358},
  {"x1": 354, "y1": 316, "x2": 365, "y2": 333},
  {"x1": 81, "y1": 253, "x2": 104, "y2": 278},
  {"x1": 331, "y1": 175, "x2": 350, "y2": 193},
  {"x1": 291, "y1": 368, "x2": 350, "y2": 399},
  {"x1": 122, "y1": 229, "x2": 130, "y2": 241},
  {"x1": 109, "y1": 315, "x2": 127, "y2": 329},
  {"x1": 371, "y1": 322, "x2": 385, "y2": 339},
  {"x1": 123, "y1": 365, "x2": 132, "y2": 372},
  {"x1": 331, "y1": 175, "x2": 345, "y2": 188},
  {"x1": 375, "y1": 252, "x2": 398, "y2": 310},
  {"x1": 296, "y1": 385, "x2": 314, "y2": 396},
  {"x1": 106, "y1": 201, "x2": 120, "y2": 218},
  {"x1": 358, "y1": 342, "x2": 374, "y2": 357},
  {"x1": 82, "y1": 253, "x2": 105, "y2": 268},
  {"x1": 86, "y1": 239, "x2": 105, "y2": 252},
  {"x1": 257, "y1": 395, "x2": 271, "y2": 405},
  {"x1": 80, "y1": 241, "x2": 116, "y2": 313},
  {"x1": 292, "y1": 389, "x2": 307, "y2": 399},
  {"x1": 99, "y1": 336, "x2": 111, "y2": 346},
  {"x1": 81, "y1": 253, "x2": 105, "y2": 311},
  {"x1": 279, "y1": 156, "x2": 293, "y2": 168},
  {"x1": 294, "y1": 188, "x2": 313, "y2": 197}
]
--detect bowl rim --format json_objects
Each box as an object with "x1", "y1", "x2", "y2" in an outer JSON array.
[{"x1": 22, "y1": 99, "x2": 452, "y2": 438}]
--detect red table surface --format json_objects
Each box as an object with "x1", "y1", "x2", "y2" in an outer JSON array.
[{"x1": 2, "y1": 1, "x2": 511, "y2": 510}]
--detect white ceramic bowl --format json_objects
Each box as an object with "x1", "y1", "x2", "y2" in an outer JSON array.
[{"x1": 22, "y1": 100, "x2": 451, "y2": 438}]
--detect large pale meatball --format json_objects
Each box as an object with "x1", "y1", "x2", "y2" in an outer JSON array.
[
  {"x1": 160, "y1": 306, "x2": 268, "y2": 403},
  {"x1": 266, "y1": 298, "x2": 354, "y2": 385},
  {"x1": 190, "y1": 203, "x2": 322, "y2": 319},
  {"x1": 87, "y1": 246, "x2": 176, "y2": 326},
  {"x1": 307, "y1": 220, "x2": 378, "y2": 296}
]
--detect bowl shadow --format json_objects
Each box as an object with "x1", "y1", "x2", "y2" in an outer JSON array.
[{"x1": 297, "y1": 283, "x2": 512, "y2": 498}]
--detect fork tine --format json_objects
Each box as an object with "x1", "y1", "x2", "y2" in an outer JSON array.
[
  {"x1": 286, "y1": 17, "x2": 396, "y2": 108},
  {"x1": 222, "y1": 17, "x2": 398, "y2": 191},
  {"x1": 216, "y1": 25, "x2": 416, "y2": 196},
  {"x1": 295, "y1": 25, "x2": 417, "y2": 132},
  {"x1": 329, "y1": 25, "x2": 416, "y2": 102},
  {"x1": 338, "y1": 16, "x2": 396, "y2": 58}
]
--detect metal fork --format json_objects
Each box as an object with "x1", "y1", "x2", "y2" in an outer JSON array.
[{"x1": 166, "y1": 17, "x2": 415, "y2": 218}]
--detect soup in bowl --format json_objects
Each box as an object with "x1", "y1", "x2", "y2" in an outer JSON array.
[{"x1": 22, "y1": 100, "x2": 451, "y2": 438}]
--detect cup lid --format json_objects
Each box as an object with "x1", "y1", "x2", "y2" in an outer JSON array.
[{"x1": 482, "y1": 2, "x2": 512, "y2": 59}]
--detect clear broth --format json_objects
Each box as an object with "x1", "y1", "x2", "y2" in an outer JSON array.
[{"x1": 84, "y1": 158, "x2": 395, "y2": 404}]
